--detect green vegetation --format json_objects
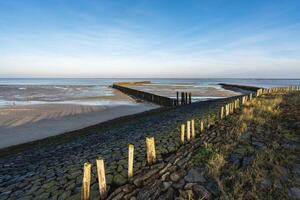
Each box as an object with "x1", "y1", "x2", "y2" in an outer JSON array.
[{"x1": 192, "y1": 143, "x2": 216, "y2": 166}]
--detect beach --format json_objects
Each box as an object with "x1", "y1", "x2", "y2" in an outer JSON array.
[{"x1": 0, "y1": 103, "x2": 159, "y2": 149}]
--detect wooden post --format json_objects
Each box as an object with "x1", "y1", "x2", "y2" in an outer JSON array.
[
  {"x1": 96, "y1": 157, "x2": 107, "y2": 199},
  {"x1": 187, "y1": 121, "x2": 191, "y2": 141},
  {"x1": 146, "y1": 137, "x2": 156, "y2": 165},
  {"x1": 185, "y1": 92, "x2": 188, "y2": 104},
  {"x1": 221, "y1": 106, "x2": 224, "y2": 119},
  {"x1": 82, "y1": 162, "x2": 91, "y2": 200},
  {"x1": 176, "y1": 91, "x2": 179, "y2": 105},
  {"x1": 128, "y1": 144, "x2": 134, "y2": 178},
  {"x1": 189, "y1": 93, "x2": 192, "y2": 104},
  {"x1": 225, "y1": 104, "x2": 229, "y2": 116},
  {"x1": 181, "y1": 124, "x2": 185, "y2": 144},
  {"x1": 181, "y1": 92, "x2": 184, "y2": 105},
  {"x1": 191, "y1": 119, "x2": 195, "y2": 139},
  {"x1": 200, "y1": 120, "x2": 204, "y2": 133}
]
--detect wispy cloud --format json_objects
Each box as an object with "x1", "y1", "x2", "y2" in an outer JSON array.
[{"x1": 0, "y1": 0, "x2": 300, "y2": 78}]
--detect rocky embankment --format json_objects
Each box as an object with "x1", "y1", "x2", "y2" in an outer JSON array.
[
  {"x1": 107, "y1": 90, "x2": 300, "y2": 200},
  {"x1": 0, "y1": 94, "x2": 239, "y2": 200}
]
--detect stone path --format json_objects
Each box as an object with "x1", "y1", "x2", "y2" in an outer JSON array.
[{"x1": 0, "y1": 97, "x2": 234, "y2": 200}]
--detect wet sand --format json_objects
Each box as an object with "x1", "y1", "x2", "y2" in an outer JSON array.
[
  {"x1": 127, "y1": 83, "x2": 241, "y2": 98},
  {"x1": 0, "y1": 103, "x2": 159, "y2": 149},
  {"x1": 0, "y1": 87, "x2": 159, "y2": 149}
]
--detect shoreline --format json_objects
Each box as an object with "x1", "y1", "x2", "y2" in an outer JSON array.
[
  {"x1": 0, "y1": 83, "x2": 243, "y2": 150},
  {"x1": 0, "y1": 103, "x2": 159, "y2": 150},
  {"x1": 0, "y1": 104, "x2": 167, "y2": 157},
  {"x1": 0, "y1": 84, "x2": 251, "y2": 157}
]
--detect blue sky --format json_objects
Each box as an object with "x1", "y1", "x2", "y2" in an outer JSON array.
[{"x1": 0, "y1": 0, "x2": 300, "y2": 78}]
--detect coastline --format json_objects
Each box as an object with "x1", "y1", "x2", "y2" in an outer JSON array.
[
  {"x1": 0, "y1": 83, "x2": 243, "y2": 152},
  {"x1": 1, "y1": 85, "x2": 296, "y2": 199}
]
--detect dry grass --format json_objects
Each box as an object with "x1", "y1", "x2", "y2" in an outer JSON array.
[{"x1": 192, "y1": 91, "x2": 300, "y2": 199}]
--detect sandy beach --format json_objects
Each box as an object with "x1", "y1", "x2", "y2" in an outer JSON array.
[
  {"x1": 0, "y1": 87, "x2": 160, "y2": 149},
  {"x1": 0, "y1": 102, "x2": 159, "y2": 149}
]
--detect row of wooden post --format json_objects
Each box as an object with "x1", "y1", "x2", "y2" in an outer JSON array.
[
  {"x1": 82, "y1": 86, "x2": 299, "y2": 199},
  {"x1": 82, "y1": 137, "x2": 157, "y2": 200},
  {"x1": 176, "y1": 91, "x2": 192, "y2": 105},
  {"x1": 257, "y1": 86, "x2": 299, "y2": 97},
  {"x1": 180, "y1": 119, "x2": 205, "y2": 144},
  {"x1": 82, "y1": 157, "x2": 107, "y2": 200}
]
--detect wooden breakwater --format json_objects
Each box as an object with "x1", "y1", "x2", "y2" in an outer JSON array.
[
  {"x1": 112, "y1": 82, "x2": 192, "y2": 107},
  {"x1": 219, "y1": 83, "x2": 262, "y2": 92}
]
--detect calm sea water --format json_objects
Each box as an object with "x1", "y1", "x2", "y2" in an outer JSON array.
[
  {"x1": 0, "y1": 78, "x2": 299, "y2": 87},
  {"x1": 0, "y1": 78, "x2": 299, "y2": 107}
]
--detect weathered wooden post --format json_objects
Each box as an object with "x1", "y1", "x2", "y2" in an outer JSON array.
[
  {"x1": 189, "y1": 93, "x2": 192, "y2": 104},
  {"x1": 250, "y1": 93, "x2": 253, "y2": 101},
  {"x1": 181, "y1": 124, "x2": 185, "y2": 144},
  {"x1": 191, "y1": 119, "x2": 195, "y2": 139},
  {"x1": 187, "y1": 121, "x2": 191, "y2": 141},
  {"x1": 181, "y1": 92, "x2": 184, "y2": 105},
  {"x1": 200, "y1": 120, "x2": 204, "y2": 133},
  {"x1": 96, "y1": 157, "x2": 107, "y2": 199},
  {"x1": 128, "y1": 144, "x2": 134, "y2": 178},
  {"x1": 146, "y1": 137, "x2": 156, "y2": 165},
  {"x1": 185, "y1": 92, "x2": 188, "y2": 104},
  {"x1": 176, "y1": 91, "x2": 179, "y2": 105},
  {"x1": 221, "y1": 106, "x2": 224, "y2": 119},
  {"x1": 225, "y1": 104, "x2": 229, "y2": 116},
  {"x1": 82, "y1": 162, "x2": 91, "y2": 200}
]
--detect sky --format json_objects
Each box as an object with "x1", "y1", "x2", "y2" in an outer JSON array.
[{"x1": 0, "y1": 0, "x2": 300, "y2": 78}]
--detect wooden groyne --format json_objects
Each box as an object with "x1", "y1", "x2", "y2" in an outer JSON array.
[
  {"x1": 219, "y1": 83, "x2": 262, "y2": 92},
  {"x1": 219, "y1": 83, "x2": 261, "y2": 92},
  {"x1": 112, "y1": 82, "x2": 192, "y2": 107}
]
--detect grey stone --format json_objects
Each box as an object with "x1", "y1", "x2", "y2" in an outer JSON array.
[
  {"x1": 229, "y1": 154, "x2": 242, "y2": 166},
  {"x1": 192, "y1": 185, "x2": 212, "y2": 199},
  {"x1": 242, "y1": 156, "x2": 255, "y2": 168},
  {"x1": 184, "y1": 168, "x2": 206, "y2": 183},
  {"x1": 172, "y1": 179, "x2": 185, "y2": 189},
  {"x1": 157, "y1": 187, "x2": 175, "y2": 200},
  {"x1": 113, "y1": 174, "x2": 127, "y2": 186},
  {"x1": 184, "y1": 183, "x2": 196, "y2": 190},
  {"x1": 288, "y1": 187, "x2": 300, "y2": 199},
  {"x1": 162, "y1": 181, "x2": 172, "y2": 191},
  {"x1": 59, "y1": 190, "x2": 72, "y2": 200},
  {"x1": 261, "y1": 178, "x2": 272, "y2": 189},
  {"x1": 170, "y1": 170, "x2": 185, "y2": 182},
  {"x1": 37, "y1": 192, "x2": 50, "y2": 199}
]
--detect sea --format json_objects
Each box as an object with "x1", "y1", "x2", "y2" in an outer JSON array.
[{"x1": 0, "y1": 78, "x2": 299, "y2": 107}]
